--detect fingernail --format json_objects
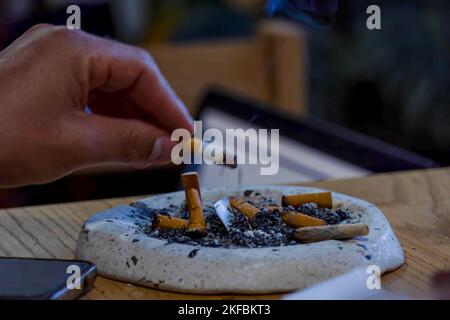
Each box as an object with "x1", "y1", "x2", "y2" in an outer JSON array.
[{"x1": 148, "y1": 136, "x2": 174, "y2": 164}]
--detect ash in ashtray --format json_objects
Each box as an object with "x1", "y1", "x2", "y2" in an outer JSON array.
[
  {"x1": 135, "y1": 199, "x2": 352, "y2": 249},
  {"x1": 294, "y1": 203, "x2": 349, "y2": 225},
  {"x1": 145, "y1": 206, "x2": 296, "y2": 248}
]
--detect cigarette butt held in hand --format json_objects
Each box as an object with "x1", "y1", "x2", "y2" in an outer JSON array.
[
  {"x1": 153, "y1": 214, "x2": 188, "y2": 230},
  {"x1": 189, "y1": 137, "x2": 237, "y2": 168},
  {"x1": 282, "y1": 192, "x2": 333, "y2": 208},
  {"x1": 294, "y1": 223, "x2": 369, "y2": 243}
]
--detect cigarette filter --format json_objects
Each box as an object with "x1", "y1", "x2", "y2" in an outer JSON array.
[
  {"x1": 294, "y1": 223, "x2": 369, "y2": 243},
  {"x1": 282, "y1": 192, "x2": 333, "y2": 208},
  {"x1": 281, "y1": 211, "x2": 326, "y2": 228},
  {"x1": 229, "y1": 197, "x2": 260, "y2": 222},
  {"x1": 181, "y1": 171, "x2": 201, "y2": 201},
  {"x1": 186, "y1": 188, "x2": 206, "y2": 237},
  {"x1": 153, "y1": 214, "x2": 188, "y2": 230}
]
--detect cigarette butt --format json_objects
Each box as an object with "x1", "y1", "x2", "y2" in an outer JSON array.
[
  {"x1": 182, "y1": 172, "x2": 206, "y2": 237},
  {"x1": 186, "y1": 188, "x2": 206, "y2": 237},
  {"x1": 153, "y1": 214, "x2": 188, "y2": 230},
  {"x1": 181, "y1": 171, "x2": 201, "y2": 201},
  {"x1": 229, "y1": 197, "x2": 260, "y2": 221},
  {"x1": 190, "y1": 137, "x2": 202, "y2": 153},
  {"x1": 282, "y1": 192, "x2": 332, "y2": 208},
  {"x1": 281, "y1": 211, "x2": 326, "y2": 228},
  {"x1": 189, "y1": 137, "x2": 237, "y2": 168},
  {"x1": 294, "y1": 223, "x2": 369, "y2": 243}
]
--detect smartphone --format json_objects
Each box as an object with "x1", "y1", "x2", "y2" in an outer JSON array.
[{"x1": 0, "y1": 257, "x2": 97, "y2": 300}]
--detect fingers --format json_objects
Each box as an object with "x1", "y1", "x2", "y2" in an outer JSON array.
[
  {"x1": 73, "y1": 114, "x2": 177, "y2": 168},
  {"x1": 80, "y1": 32, "x2": 194, "y2": 134}
]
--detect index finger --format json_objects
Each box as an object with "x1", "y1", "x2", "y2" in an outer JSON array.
[{"x1": 79, "y1": 31, "x2": 194, "y2": 134}]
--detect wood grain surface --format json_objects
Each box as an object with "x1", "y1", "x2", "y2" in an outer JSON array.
[{"x1": 0, "y1": 168, "x2": 449, "y2": 299}]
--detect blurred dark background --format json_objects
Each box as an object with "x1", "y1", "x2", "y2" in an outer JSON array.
[
  {"x1": 0, "y1": 0, "x2": 448, "y2": 207},
  {"x1": 1, "y1": 0, "x2": 448, "y2": 164}
]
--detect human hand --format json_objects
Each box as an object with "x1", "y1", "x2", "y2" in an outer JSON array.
[{"x1": 0, "y1": 24, "x2": 193, "y2": 187}]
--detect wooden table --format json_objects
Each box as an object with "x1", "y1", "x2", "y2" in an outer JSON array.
[{"x1": 1, "y1": 167, "x2": 449, "y2": 299}]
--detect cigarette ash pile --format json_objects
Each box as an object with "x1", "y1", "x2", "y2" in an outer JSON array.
[
  {"x1": 130, "y1": 172, "x2": 369, "y2": 248},
  {"x1": 292, "y1": 203, "x2": 349, "y2": 225},
  {"x1": 137, "y1": 196, "x2": 351, "y2": 249},
  {"x1": 144, "y1": 204, "x2": 294, "y2": 248}
]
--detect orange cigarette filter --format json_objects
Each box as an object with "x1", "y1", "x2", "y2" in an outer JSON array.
[
  {"x1": 229, "y1": 197, "x2": 260, "y2": 221},
  {"x1": 153, "y1": 214, "x2": 188, "y2": 230},
  {"x1": 281, "y1": 210, "x2": 326, "y2": 228},
  {"x1": 282, "y1": 192, "x2": 333, "y2": 208},
  {"x1": 186, "y1": 188, "x2": 206, "y2": 236},
  {"x1": 181, "y1": 171, "x2": 201, "y2": 201}
]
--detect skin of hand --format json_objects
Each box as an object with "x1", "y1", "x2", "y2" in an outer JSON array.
[{"x1": 0, "y1": 24, "x2": 193, "y2": 188}]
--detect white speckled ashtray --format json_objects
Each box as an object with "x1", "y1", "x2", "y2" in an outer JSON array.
[{"x1": 75, "y1": 186, "x2": 404, "y2": 294}]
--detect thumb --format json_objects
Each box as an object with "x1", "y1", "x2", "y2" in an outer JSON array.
[{"x1": 75, "y1": 114, "x2": 177, "y2": 168}]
